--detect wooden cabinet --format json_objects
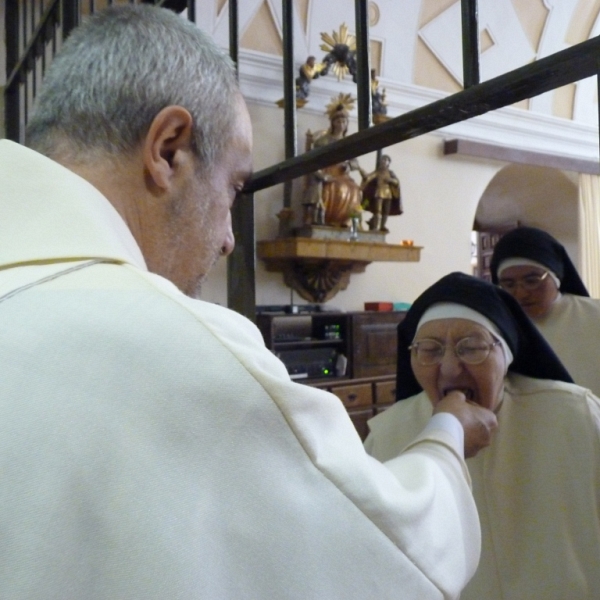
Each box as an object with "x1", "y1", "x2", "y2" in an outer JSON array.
[
  {"x1": 311, "y1": 376, "x2": 396, "y2": 441},
  {"x1": 330, "y1": 382, "x2": 373, "y2": 410},
  {"x1": 352, "y1": 312, "x2": 405, "y2": 378},
  {"x1": 374, "y1": 379, "x2": 397, "y2": 411},
  {"x1": 257, "y1": 310, "x2": 406, "y2": 382},
  {"x1": 257, "y1": 310, "x2": 406, "y2": 440}
]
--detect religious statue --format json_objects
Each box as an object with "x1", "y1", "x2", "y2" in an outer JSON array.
[
  {"x1": 303, "y1": 94, "x2": 364, "y2": 227},
  {"x1": 295, "y1": 56, "x2": 327, "y2": 102},
  {"x1": 319, "y1": 23, "x2": 358, "y2": 82},
  {"x1": 360, "y1": 154, "x2": 401, "y2": 232},
  {"x1": 370, "y1": 69, "x2": 389, "y2": 124},
  {"x1": 277, "y1": 24, "x2": 358, "y2": 108}
]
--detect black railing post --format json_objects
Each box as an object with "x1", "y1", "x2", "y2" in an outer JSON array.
[
  {"x1": 61, "y1": 0, "x2": 79, "y2": 40},
  {"x1": 597, "y1": 68, "x2": 600, "y2": 166},
  {"x1": 227, "y1": 0, "x2": 256, "y2": 320},
  {"x1": 228, "y1": 0, "x2": 239, "y2": 75},
  {"x1": 354, "y1": 0, "x2": 371, "y2": 131},
  {"x1": 282, "y1": 0, "x2": 297, "y2": 208},
  {"x1": 186, "y1": 0, "x2": 195, "y2": 22},
  {"x1": 227, "y1": 191, "x2": 257, "y2": 319},
  {"x1": 5, "y1": 0, "x2": 21, "y2": 141},
  {"x1": 461, "y1": 0, "x2": 480, "y2": 88}
]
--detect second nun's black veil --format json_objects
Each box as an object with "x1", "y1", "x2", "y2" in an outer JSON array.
[{"x1": 489, "y1": 226, "x2": 589, "y2": 296}]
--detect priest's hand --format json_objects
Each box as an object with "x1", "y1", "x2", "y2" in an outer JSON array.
[{"x1": 434, "y1": 391, "x2": 498, "y2": 458}]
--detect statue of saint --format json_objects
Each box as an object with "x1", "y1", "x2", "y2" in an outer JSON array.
[
  {"x1": 303, "y1": 94, "x2": 363, "y2": 227},
  {"x1": 360, "y1": 154, "x2": 401, "y2": 232},
  {"x1": 295, "y1": 56, "x2": 326, "y2": 101},
  {"x1": 370, "y1": 69, "x2": 389, "y2": 124}
]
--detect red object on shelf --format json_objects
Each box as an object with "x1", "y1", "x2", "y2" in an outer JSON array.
[{"x1": 364, "y1": 302, "x2": 393, "y2": 312}]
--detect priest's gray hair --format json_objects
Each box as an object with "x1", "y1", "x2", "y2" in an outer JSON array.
[{"x1": 26, "y1": 4, "x2": 239, "y2": 169}]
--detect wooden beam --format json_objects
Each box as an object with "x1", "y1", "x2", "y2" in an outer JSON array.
[{"x1": 444, "y1": 138, "x2": 599, "y2": 174}]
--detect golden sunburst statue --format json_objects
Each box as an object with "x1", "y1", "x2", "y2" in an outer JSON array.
[
  {"x1": 320, "y1": 23, "x2": 357, "y2": 81},
  {"x1": 325, "y1": 93, "x2": 356, "y2": 119}
]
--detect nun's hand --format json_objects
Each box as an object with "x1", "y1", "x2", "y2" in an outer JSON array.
[{"x1": 434, "y1": 391, "x2": 498, "y2": 458}]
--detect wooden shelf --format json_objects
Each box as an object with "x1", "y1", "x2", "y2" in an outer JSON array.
[
  {"x1": 257, "y1": 237, "x2": 421, "y2": 262},
  {"x1": 257, "y1": 237, "x2": 422, "y2": 302}
]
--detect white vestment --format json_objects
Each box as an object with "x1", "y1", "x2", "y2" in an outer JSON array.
[{"x1": 0, "y1": 140, "x2": 480, "y2": 600}]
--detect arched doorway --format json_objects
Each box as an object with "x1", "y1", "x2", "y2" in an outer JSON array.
[{"x1": 472, "y1": 164, "x2": 578, "y2": 279}]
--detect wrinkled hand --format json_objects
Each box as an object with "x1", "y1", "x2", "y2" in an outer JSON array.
[{"x1": 434, "y1": 391, "x2": 498, "y2": 458}]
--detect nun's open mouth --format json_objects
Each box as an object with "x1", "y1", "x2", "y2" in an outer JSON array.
[{"x1": 442, "y1": 387, "x2": 475, "y2": 401}]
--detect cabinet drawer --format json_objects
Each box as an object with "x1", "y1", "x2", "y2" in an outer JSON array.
[
  {"x1": 374, "y1": 380, "x2": 397, "y2": 405},
  {"x1": 331, "y1": 383, "x2": 373, "y2": 409}
]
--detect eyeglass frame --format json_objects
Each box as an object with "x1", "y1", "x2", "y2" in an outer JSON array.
[
  {"x1": 408, "y1": 337, "x2": 502, "y2": 366},
  {"x1": 497, "y1": 270, "x2": 550, "y2": 293}
]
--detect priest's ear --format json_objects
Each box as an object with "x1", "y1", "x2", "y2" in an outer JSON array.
[{"x1": 143, "y1": 105, "x2": 195, "y2": 191}]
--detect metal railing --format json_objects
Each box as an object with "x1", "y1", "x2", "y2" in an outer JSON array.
[
  {"x1": 4, "y1": 0, "x2": 191, "y2": 143},
  {"x1": 240, "y1": 0, "x2": 600, "y2": 320}
]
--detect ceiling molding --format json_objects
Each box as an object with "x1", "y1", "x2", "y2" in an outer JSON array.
[{"x1": 444, "y1": 138, "x2": 599, "y2": 174}]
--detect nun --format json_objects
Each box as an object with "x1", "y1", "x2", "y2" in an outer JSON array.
[
  {"x1": 490, "y1": 225, "x2": 600, "y2": 396},
  {"x1": 365, "y1": 272, "x2": 600, "y2": 600}
]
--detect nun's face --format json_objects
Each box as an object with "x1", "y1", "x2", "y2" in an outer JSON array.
[
  {"x1": 497, "y1": 265, "x2": 559, "y2": 320},
  {"x1": 411, "y1": 318, "x2": 506, "y2": 412}
]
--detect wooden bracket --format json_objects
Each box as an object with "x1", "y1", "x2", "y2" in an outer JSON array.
[{"x1": 257, "y1": 238, "x2": 421, "y2": 303}]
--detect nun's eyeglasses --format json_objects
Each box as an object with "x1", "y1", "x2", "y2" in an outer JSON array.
[
  {"x1": 409, "y1": 337, "x2": 501, "y2": 366},
  {"x1": 497, "y1": 270, "x2": 549, "y2": 292}
]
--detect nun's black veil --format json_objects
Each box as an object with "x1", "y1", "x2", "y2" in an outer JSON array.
[
  {"x1": 489, "y1": 226, "x2": 589, "y2": 296},
  {"x1": 396, "y1": 272, "x2": 573, "y2": 401}
]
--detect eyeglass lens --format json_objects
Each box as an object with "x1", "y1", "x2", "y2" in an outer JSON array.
[
  {"x1": 498, "y1": 271, "x2": 548, "y2": 292},
  {"x1": 411, "y1": 337, "x2": 496, "y2": 365}
]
